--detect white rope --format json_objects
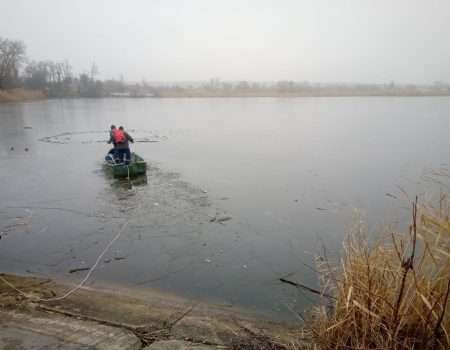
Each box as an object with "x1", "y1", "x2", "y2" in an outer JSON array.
[{"x1": 0, "y1": 205, "x2": 139, "y2": 302}]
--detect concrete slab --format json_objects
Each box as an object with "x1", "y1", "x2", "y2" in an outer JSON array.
[
  {"x1": 0, "y1": 326, "x2": 94, "y2": 350},
  {"x1": 0, "y1": 274, "x2": 307, "y2": 349},
  {"x1": 144, "y1": 340, "x2": 217, "y2": 350},
  {"x1": 0, "y1": 309, "x2": 141, "y2": 350},
  {"x1": 171, "y1": 315, "x2": 240, "y2": 345}
]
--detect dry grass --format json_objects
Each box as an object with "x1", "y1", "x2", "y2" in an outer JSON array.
[
  {"x1": 0, "y1": 88, "x2": 44, "y2": 102},
  {"x1": 307, "y1": 169, "x2": 450, "y2": 349}
]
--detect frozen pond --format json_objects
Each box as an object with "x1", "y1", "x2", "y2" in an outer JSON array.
[{"x1": 1, "y1": 97, "x2": 449, "y2": 321}]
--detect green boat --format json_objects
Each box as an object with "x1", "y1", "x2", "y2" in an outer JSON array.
[{"x1": 104, "y1": 152, "x2": 147, "y2": 178}]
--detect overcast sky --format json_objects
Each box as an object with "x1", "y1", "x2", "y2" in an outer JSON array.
[{"x1": 1, "y1": 0, "x2": 450, "y2": 84}]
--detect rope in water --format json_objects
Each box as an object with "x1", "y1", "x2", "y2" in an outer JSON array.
[{"x1": 0, "y1": 204, "x2": 139, "y2": 302}]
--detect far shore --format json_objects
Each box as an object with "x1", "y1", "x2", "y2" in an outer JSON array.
[
  {"x1": 0, "y1": 88, "x2": 45, "y2": 102},
  {"x1": 155, "y1": 90, "x2": 450, "y2": 98},
  {"x1": 1, "y1": 88, "x2": 450, "y2": 103}
]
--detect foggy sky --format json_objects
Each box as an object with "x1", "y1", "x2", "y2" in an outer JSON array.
[{"x1": 1, "y1": 0, "x2": 450, "y2": 84}]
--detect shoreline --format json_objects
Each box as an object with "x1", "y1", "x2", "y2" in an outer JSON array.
[
  {"x1": 0, "y1": 273, "x2": 308, "y2": 349},
  {"x1": 0, "y1": 88, "x2": 45, "y2": 102},
  {"x1": 154, "y1": 91, "x2": 450, "y2": 98},
  {"x1": 2, "y1": 89, "x2": 450, "y2": 103}
]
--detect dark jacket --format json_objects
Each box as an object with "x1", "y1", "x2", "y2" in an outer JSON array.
[
  {"x1": 116, "y1": 132, "x2": 134, "y2": 150},
  {"x1": 108, "y1": 129, "x2": 116, "y2": 145}
]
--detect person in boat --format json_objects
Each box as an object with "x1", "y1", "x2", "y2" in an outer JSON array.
[
  {"x1": 107, "y1": 125, "x2": 119, "y2": 160},
  {"x1": 115, "y1": 126, "x2": 134, "y2": 164}
]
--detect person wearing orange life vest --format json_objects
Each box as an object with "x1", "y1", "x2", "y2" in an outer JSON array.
[{"x1": 115, "y1": 126, "x2": 134, "y2": 164}]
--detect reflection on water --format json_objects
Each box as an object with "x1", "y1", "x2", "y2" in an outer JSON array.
[{"x1": 1, "y1": 97, "x2": 450, "y2": 321}]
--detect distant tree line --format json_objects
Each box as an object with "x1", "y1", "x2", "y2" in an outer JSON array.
[
  {"x1": 0, "y1": 36, "x2": 109, "y2": 98},
  {"x1": 136, "y1": 78, "x2": 450, "y2": 98},
  {"x1": 2, "y1": 36, "x2": 450, "y2": 99},
  {"x1": 24, "y1": 60, "x2": 73, "y2": 97}
]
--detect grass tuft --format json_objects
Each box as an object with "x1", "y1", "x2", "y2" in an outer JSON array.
[{"x1": 307, "y1": 169, "x2": 450, "y2": 349}]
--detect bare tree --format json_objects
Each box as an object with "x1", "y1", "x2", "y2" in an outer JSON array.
[
  {"x1": 90, "y1": 62, "x2": 99, "y2": 80},
  {"x1": 0, "y1": 37, "x2": 26, "y2": 89},
  {"x1": 24, "y1": 60, "x2": 49, "y2": 91},
  {"x1": 78, "y1": 65, "x2": 103, "y2": 98},
  {"x1": 24, "y1": 59, "x2": 73, "y2": 96},
  {"x1": 60, "y1": 60, "x2": 73, "y2": 95}
]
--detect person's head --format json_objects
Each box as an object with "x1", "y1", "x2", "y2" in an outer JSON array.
[
  {"x1": 119, "y1": 126, "x2": 124, "y2": 130},
  {"x1": 111, "y1": 125, "x2": 116, "y2": 130}
]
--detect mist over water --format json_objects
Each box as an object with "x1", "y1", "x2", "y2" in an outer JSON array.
[{"x1": 0, "y1": 97, "x2": 448, "y2": 321}]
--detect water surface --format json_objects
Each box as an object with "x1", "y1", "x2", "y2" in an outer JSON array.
[{"x1": 1, "y1": 97, "x2": 449, "y2": 321}]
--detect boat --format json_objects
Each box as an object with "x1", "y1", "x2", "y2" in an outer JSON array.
[{"x1": 104, "y1": 152, "x2": 147, "y2": 178}]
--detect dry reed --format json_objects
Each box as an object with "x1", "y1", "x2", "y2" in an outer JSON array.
[
  {"x1": 307, "y1": 169, "x2": 450, "y2": 349},
  {"x1": 0, "y1": 88, "x2": 44, "y2": 102}
]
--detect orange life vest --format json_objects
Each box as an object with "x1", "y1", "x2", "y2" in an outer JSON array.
[{"x1": 114, "y1": 129, "x2": 125, "y2": 143}]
